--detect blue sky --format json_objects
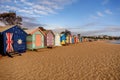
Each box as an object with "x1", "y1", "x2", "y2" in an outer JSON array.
[{"x1": 0, "y1": 0, "x2": 120, "y2": 36}]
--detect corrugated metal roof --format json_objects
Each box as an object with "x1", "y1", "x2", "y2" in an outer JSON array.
[
  {"x1": 43, "y1": 30, "x2": 48, "y2": 34},
  {"x1": 43, "y1": 30, "x2": 55, "y2": 36},
  {"x1": 24, "y1": 28, "x2": 46, "y2": 35}
]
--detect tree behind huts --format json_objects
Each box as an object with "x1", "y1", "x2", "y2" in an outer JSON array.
[
  {"x1": 0, "y1": 11, "x2": 22, "y2": 26},
  {"x1": 61, "y1": 29, "x2": 71, "y2": 36}
]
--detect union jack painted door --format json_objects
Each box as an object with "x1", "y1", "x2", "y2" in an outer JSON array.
[{"x1": 6, "y1": 32, "x2": 14, "y2": 53}]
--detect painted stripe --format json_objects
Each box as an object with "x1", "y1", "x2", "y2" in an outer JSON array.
[{"x1": 27, "y1": 42, "x2": 32, "y2": 44}]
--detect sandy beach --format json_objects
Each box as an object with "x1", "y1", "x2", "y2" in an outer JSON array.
[{"x1": 0, "y1": 41, "x2": 120, "y2": 80}]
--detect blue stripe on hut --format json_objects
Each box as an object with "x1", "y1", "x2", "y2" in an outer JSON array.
[
  {"x1": 60, "y1": 33, "x2": 66, "y2": 45},
  {"x1": 72, "y1": 36, "x2": 74, "y2": 44}
]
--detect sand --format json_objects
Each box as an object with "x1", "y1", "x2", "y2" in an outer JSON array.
[{"x1": 0, "y1": 41, "x2": 120, "y2": 80}]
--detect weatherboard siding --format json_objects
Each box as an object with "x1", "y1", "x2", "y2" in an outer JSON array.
[
  {"x1": 26, "y1": 30, "x2": 44, "y2": 50},
  {"x1": 0, "y1": 25, "x2": 27, "y2": 55},
  {"x1": 47, "y1": 32, "x2": 54, "y2": 46},
  {"x1": 55, "y1": 33, "x2": 61, "y2": 46}
]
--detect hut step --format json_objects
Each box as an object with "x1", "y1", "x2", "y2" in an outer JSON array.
[{"x1": 7, "y1": 52, "x2": 22, "y2": 58}]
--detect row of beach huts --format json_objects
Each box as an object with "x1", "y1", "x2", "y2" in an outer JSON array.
[{"x1": 0, "y1": 25, "x2": 83, "y2": 57}]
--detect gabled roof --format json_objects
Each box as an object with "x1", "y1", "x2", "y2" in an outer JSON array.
[
  {"x1": 38, "y1": 27, "x2": 46, "y2": 36},
  {"x1": 45, "y1": 30, "x2": 55, "y2": 36},
  {"x1": 0, "y1": 25, "x2": 27, "y2": 35},
  {"x1": 38, "y1": 27, "x2": 55, "y2": 36},
  {"x1": 24, "y1": 28, "x2": 46, "y2": 35}
]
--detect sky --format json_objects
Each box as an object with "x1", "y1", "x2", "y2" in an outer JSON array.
[{"x1": 0, "y1": 0, "x2": 120, "y2": 36}]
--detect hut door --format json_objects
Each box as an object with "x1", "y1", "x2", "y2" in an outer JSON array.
[
  {"x1": 6, "y1": 33, "x2": 14, "y2": 53},
  {"x1": 55, "y1": 34, "x2": 60, "y2": 46},
  {"x1": 47, "y1": 33, "x2": 54, "y2": 46},
  {"x1": 35, "y1": 34, "x2": 42, "y2": 47}
]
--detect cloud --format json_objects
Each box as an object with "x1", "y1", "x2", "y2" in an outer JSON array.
[
  {"x1": 22, "y1": 21, "x2": 41, "y2": 28},
  {"x1": 0, "y1": 0, "x2": 11, "y2": 3},
  {"x1": 19, "y1": 0, "x2": 76, "y2": 15},
  {"x1": 0, "y1": 0, "x2": 77, "y2": 28},
  {"x1": 34, "y1": 9, "x2": 48, "y2": 15},
  {"x1": 20, "y1": 0, "x2": 33, "y2": 6},
  {"x1": 75, "y1": 26, "x2": 120, "y2": 36},
  {"x1": 21, "y1": 16, "x2": 41, "y2": 28},
  {"x1": 0, "y1": 21, "x2": 6, "y2": 26},
  {"x1": 106, "y1": 26, "x2": 120, "y2": 31},
  {"x1": 22, "y1": 16, "x2": 37, "y2": 22},
  {"x1": 102, "y1": 0, "x2": 109, "y2": 5},
  {"x1": 91, "y1": 9, "x2": 112, "y2": 20},
  {"x1": 90, "y1": 15, "x2": 99, "y2": 19},
  {"x1": 14, "y1": 0, "x2": 17, "y2": 3},
  {"x1": 105, "y1": 9, "x2": 112, "y2": 14},
  {"x1": 40, "y1": 1, "x2": 61, "y2": 9},
  {"x1": 92, "y1": 16, "x2": 98, "y2": 19},
  {"x1": 2, "y1": 5, "x2": 18, "y2": 10},
  {"x1": 83, "y1": 22, "x2": 99, "y2": 27},
  {"x1": 97, "y1": 11, "x2": 104, "y2": 17},
  {"x1": 19, "y1": 9, "x2": 33, "y2": 14},
  {"x1": 0, "y1": 0, "x2": 77, "y2": 16},
  {"x1": 0, "y1": 5, "x2": 33, "y2": 15},
  {"x1": 90, "y1": 11, "x2": 104, "y2": 20},
  {"x1": 41, "y1": 23, "x2": 120, "y2": 36},
  {"x1": 21, "y1": 16, "x2": 53, "y2": 28}
]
